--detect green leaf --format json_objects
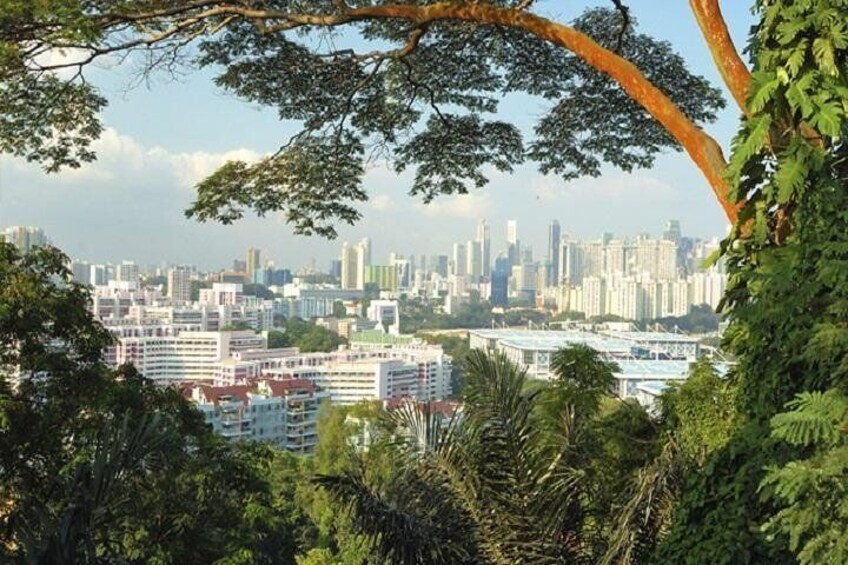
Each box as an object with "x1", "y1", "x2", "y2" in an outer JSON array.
[{"x1": 748, "y1": 71, "x2": 782, "y2": 113}]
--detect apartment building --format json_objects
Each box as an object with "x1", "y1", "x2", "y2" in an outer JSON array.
[{"x1": 190, "y1": 378, "x2": 328, "y2": 454}]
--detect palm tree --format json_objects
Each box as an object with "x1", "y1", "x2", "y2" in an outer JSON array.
[
  {"x1": 6, "y1": 412, "x2": 172, "y2": 563},
  {"x1": 317, "y1": 349, "x2": 616, "y2": 564}
]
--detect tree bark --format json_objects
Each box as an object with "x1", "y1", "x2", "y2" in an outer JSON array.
[{"x1": 689, "y1": 0, "x2": 752, "y2": 116}]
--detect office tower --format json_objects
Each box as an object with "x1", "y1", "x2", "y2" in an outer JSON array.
[
  {"x1": 267, "y1": 268, "x2": 293, "y2": 286},
  {"x1": 512, "y1": 260, "x2": 537, "y2": 303},
  {"x1": 232, "y1": 259, "x2": 247, "y2": 273},
  {"x1": 506, "y1": 220, "x2": 520, "y2": 268},
  {"x1": 466, "y1": 239, "x2": 482, "y2": 281},
  {"x1": 430, "y1": 255, "x2": 449, "y2": 278},
  {"x1": 359, "y1": 238, "x2": 372, "y2": 288},
  {"x1": 559, "y1": 237, "x2": 584, "y2": 285},
  {"x1": 246, "y1": 248, "x2": 260, "y2": 279},
  {"x1": 90, "y1": 264, "x2": 107, "y2": 286},
  {"x1": 340, "y1": 242, "x2": 358, "y2": 289},
  {"x1": 69, "y1": 260, "x2": 91, "y2": 285},
  {"x1": 167, "y1": 266, "x2": 192, "y2": 304},
  {"x1": 548, "y1": 220, "x2": 561, "y2": 285},
  {"x1": 491, "y1": 256, "x2": 510, "y2": 306},
  {"x1": 359, "y1": 237, "x2": 372, "y2": 266},
  {"x1": 452, "y1": 243, "x2": 467, "y2": 277},
  {"x1": 2, "y1": 226, "x2": 48, "y2": 254},
  {"x1": 476, "y1": 218, "x2": 491, "y2": 277},
  {"x1": 116, "y1": 261, "x2": 139, "y2": 284},
  {"x1": 662, "y1": 220, "x2": 682, "y2": 244},
  {"x1": 393, "y1": 257, "x2": 412, "y2": 289},
  {"x1": 329, "y1": 259, "x2": 342, "y2": 280}
]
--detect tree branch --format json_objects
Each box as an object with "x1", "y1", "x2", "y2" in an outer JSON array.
[
  {"x1": 688, "y1": 0, "x2": 751, "y2": 115},
  {"x1": 23, "y1": 1, "x2": 741, "y2": 222}
]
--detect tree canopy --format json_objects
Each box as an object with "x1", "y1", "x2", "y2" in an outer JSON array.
[{"x1": 0, "y1": 1, "x2": 731, "y2": 236}]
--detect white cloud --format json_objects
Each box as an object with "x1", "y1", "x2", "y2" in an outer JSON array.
[
  {"x1": 415, "y1": 192, "x2": 493, "y2": 219},
  {"x1": 369, "y1": 194, "x2": 395, "y2": 211},
  {"x1": 13, "y1": 127, "x2": 263, "y2": 189},
  {"x1": 165, "y1": 147, "x2": 263, "y2": 188}
]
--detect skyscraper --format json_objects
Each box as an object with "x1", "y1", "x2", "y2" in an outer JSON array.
[
  {"x1": 167, "y1": 266, "x2": 192, "y2": 304},
  {"x1": 548, "y1": 220, "x2": 561, "y2": 285},
  {"x1": 2, "y1": 226, "x2": 47, "y2": 254},
  {"x1": 246, "y1": 248, "x2": 261, "y2": 279},
  {"x1": 476, "y1": 218, "x2": 491, "y2": 278},
  {"x1": 452, "y1": 243, "x2": 467, "y2": 277},
  {"x1": 662, "y1": 220, "x2": 682, "y2": 243},
  {"x1": 340, "y1": 239, "x2": 370, "y2": 290},
  {"x1": 355, "y1": 238, "x2": 371, "y2": 289},
  {"x1": 491, "y1": 256, "x2": 510, "y2": 306},
  {"x1": 116, "y1": 261, "x2": 139, "y2": 284},
  {"x1": 340, "y1": 242, "x2": 358, "y2": 289},
  {"x1": 466, "y1": 240, "x2": 482, "y2": 280},
  {"x1": 506, "y1": 219, "x2": 520, "y2": 268}
]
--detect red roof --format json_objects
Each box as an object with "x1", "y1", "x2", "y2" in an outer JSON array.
[
  {"x1": 263, "y1": 378, "x2": 317, "y2": 396},
  {"x1": 200, "y1": 385, "x2": 252, "y2": 404}
]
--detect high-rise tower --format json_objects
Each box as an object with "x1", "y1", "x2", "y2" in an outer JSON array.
[
  {"x1": 506, "y1": 219, "x2": 520, "y2": 268},
  {"x1": 246, "y1": 247, "x2": 260, "y2": 279},
  {"x1": 548, "y1": 220, "x2": 561, "y2": 285},
  {"x1": 476, "y1": 218, "x2": 491, "y2": 278}
]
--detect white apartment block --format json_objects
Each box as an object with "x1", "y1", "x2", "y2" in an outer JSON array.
[
  {"x1": 112, "y1": 331, "x2": 266, "y2": 382},
  {"x1": 190, "y1": 378, "x2": 328, "y2": 454}
]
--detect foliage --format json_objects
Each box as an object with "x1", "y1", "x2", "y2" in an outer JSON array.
[
  {"x1": 650, "y1": 304, "x2": 721, "y2": 334},
  {"x1": 272, "y1": 318, "x2": 347, "y2": 353},
  {"x1": 660, "y1": 359, "x2": 741, "y2": 461},
  {"x1": 190, "y1": 280, "x2": 212, "y2": 301},
  {"x1": 0, "y1": 3, "x2": 723, "y2": 237},
  {"x1": 722, "y1": 0, "x2": 848, "y2": 418},
  {"x1": 243, "y1": 283, "x2": 276, "y2": 300},
  {"x1": 0, "y1": 243, "x2": 304, "y2": 563},
  {"x1": 267, "y1": 329, "x2": 288, "y2": 349},
  {"x1": 657, "y1": 3, "x2": 848, "y2": 561},
  {"x1": 332, "y1": 301, "x2": 347, "y2": 319},
  {"x1": 760, "y1": 390, "x2": 848, "y2": 565},
  {"x1": 318, "y1": 348, "x2": 666, "y2": 563},
  {"x1": 653, "y1": 421, "x2": 795, "y2": 564}
]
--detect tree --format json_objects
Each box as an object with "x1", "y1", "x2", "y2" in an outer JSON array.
[
  {"x1": 1, "y1": 1, "x2": 733, "y2": 238},
  {"x1": 243, "y1": 283, "x2": 276, "y2": 300},
  {"x1": 267, "y1": 329, "x2": 290, "y2": 349},
  {"x1": 0, "y1": 244, "x2": 301, "y2": 563},
  {"x1": 318, "y1": 348, "x2": 663, "y2": 563},
  {"x1": 760, "y1": 390, "x2": 848, "y2": 565},
  {"x1": 332, "y1": 301, "x2": 348, "y2": 319}
]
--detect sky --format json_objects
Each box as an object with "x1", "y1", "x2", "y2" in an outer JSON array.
[{"x1": 0, "y1": 1, "x2": 754, "y2": 270}]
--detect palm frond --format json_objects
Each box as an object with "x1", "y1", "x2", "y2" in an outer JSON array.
[{"x1": 601, "y1": 438, "x2": 688, "y2": 565}]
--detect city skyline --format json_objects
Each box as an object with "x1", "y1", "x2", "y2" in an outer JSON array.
[{"x1": 6, "y1": 218, "x2": 729, "y2": 275}]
